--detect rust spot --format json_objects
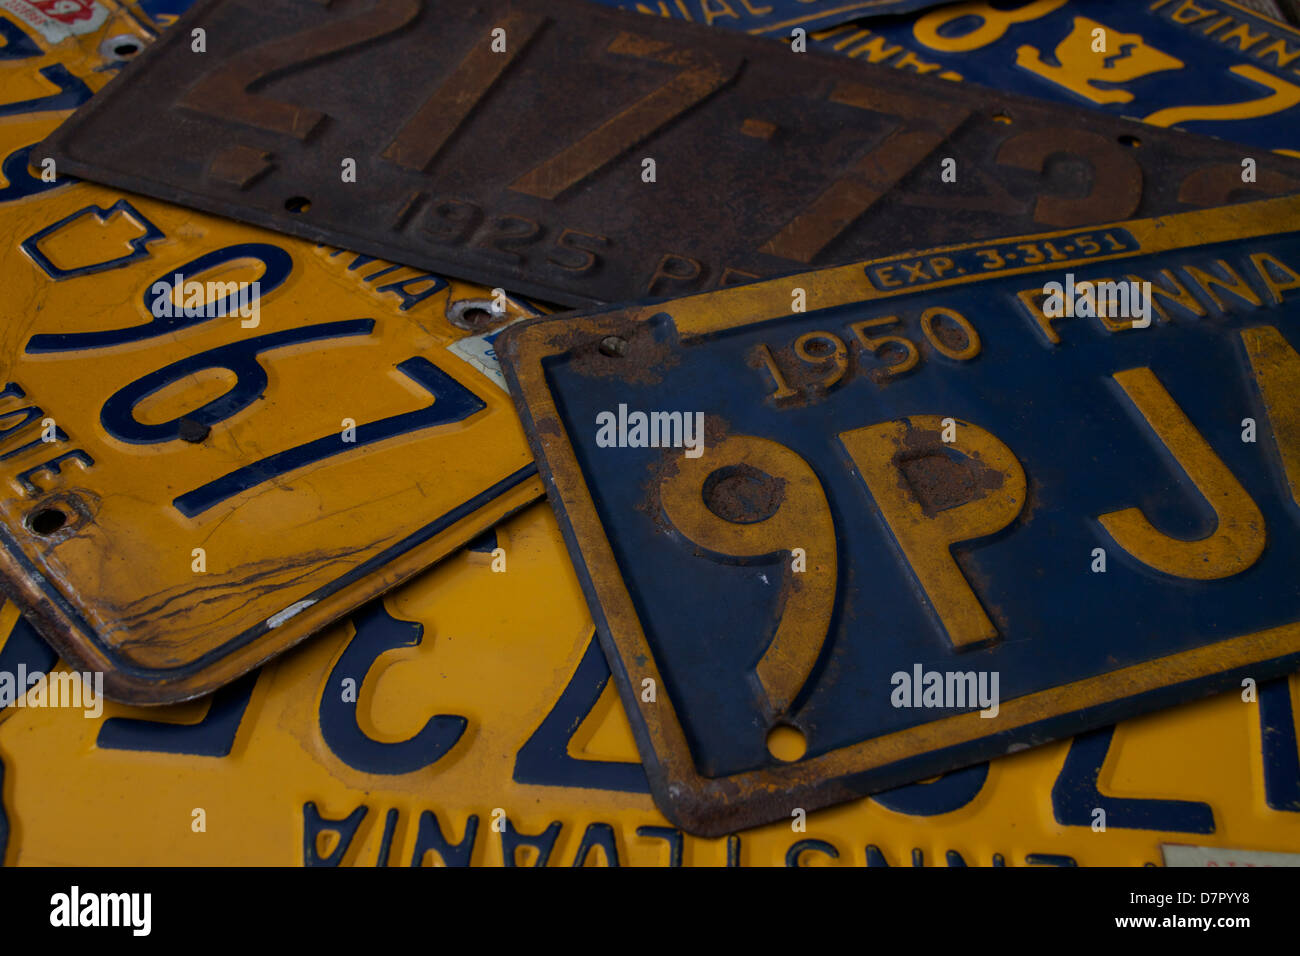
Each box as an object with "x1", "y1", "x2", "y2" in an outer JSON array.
[
  {"x1": 896, "y1": 425, "x2": 1004, "y2": 518},
  {"x1": 703, "y1": 464, "x2": 786, "y2": 524},
  {"x1": 550, "y1": 316, "x2": 680, "y2": 386}
]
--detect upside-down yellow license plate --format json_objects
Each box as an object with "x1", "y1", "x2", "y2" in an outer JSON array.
[
  {"x1": 1, "y1": 503, "x2": 1297, "y2": 866},
  {"x1": 0, "y1": 8, "x2": 542, "y2": 704}
]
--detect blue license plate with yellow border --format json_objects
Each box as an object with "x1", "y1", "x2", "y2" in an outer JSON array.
[
  {"x1": 501, "y1": 194, "x2": 1300, "y2": 836},
  {"x1": 2, "y1": 503, "x2": 1299, "y2": 866}
]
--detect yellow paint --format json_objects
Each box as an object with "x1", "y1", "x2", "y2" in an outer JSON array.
[
  {"x1": 911, "y1": 0, "x2": 1068, "y2": 53},
  {"x1": 1144, "y1": 65, "x2": 1300, "y2": 127},
  {"x1": 0, "y1": 14, "x2": 541, "y2": 703},
  {"x1": 1099, "y1": 368, "x2": 1265, "y2": 580},
  {"x1": 840, "y1": 416, "x2": 1026, "y2": 649},
  {"x1": 503, "y1": 193, "x2": 1300, "y2": 837},
  {"x1": 1015, "y1": 17, "x2": 1184, "y2": 105},
  {"x1": 5, "y1": 504, "x2": 1298, "y2": 864},
  {"x1": 658, "y1": 434, "x2": 835, "y2": 717},
  {"x1": 1241, "y1": 326, "x2": 1300, "y2": 509}
]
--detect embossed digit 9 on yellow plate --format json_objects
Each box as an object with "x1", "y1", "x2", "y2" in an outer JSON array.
[{"x1": 0, "y1": 7, "x2": 542, "y2": 704}]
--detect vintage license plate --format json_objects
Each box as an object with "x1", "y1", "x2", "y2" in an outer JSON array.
[
  {"x1": 34, "y1": 0, "x2": 1300, "y2": 309},
  {"x1": 0, "y1": 13, "x2": 543, "y2": 704},
  {"x1": 2, "y1": 503, "x2": 1298, "y2": 865},
  {"x1": 797, "y1": 0, "x2": 1300, "y2": 155},
  {"x1": 611, "y1": 0, "x2": 967, "y2": 34},
  {"x1": 501, "y1": 194, "x2": 1300, "y2": 835}
]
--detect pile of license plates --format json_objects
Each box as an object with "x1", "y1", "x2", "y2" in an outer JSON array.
[{"x1": 0, "y1": 0, "x2": 1298, "y2": 866}]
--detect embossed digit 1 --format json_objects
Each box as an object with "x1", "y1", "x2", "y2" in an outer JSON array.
[
  {"x1": 509, "y1": 32, "x2": 740, "y2": 200},
  {"x1": 760, "y1": 82, "x2": 970, "y2": 264},
  {"x1": 383, "y1": 8, "x2": 550, "y2": 172},
  {"x1": 177, "y1": 0, "x2": 423, "y2": 138},
  {"x1": 657, "y1": 435, "x2": 836, "y2": 719}
]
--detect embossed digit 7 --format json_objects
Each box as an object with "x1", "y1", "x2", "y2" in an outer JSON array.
[
  {"x1": 761, "y1": 82, "x2": 970, "y2": 264},
  {"x1": 177, "y1": 0, "x2": 422, "y2": 139},
  {"x1": 657, "y1": 435, "x2": 836, "y2": 719},
  {"x1": 509, "y1": 32, "x2": 741, "y2": 200}
]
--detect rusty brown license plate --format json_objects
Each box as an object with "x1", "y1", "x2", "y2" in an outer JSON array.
[{"x1": 35, "y1": 0, "x2": 1300, "y2": 308}]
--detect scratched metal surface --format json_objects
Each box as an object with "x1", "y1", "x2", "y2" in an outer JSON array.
[
  {"x1": 501, "y1": 194, "x2": 1300, "y2": 835},
  {"x1": 0, "y1": 7, "x2": 543, "y2": 704},
  {"x1": 33, "y1": 0, "x2": 1300, "y2": 308},
  {"x1": 2, "y1": 504, "x2": 1298, "y2": 865}
]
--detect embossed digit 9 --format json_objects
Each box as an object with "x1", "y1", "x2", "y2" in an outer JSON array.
[{"x1": 657, "y1": 434, "x2": 836, "y2": 720}]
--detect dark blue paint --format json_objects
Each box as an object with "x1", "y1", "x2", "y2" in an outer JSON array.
[
  {"x1": 502, "y1": 818, "x2": 562, "y2": 867},
  {"x1": 0, "y1": 17, "x2": 40, "y2": 59},
  {"x1": 16, "y1": 450, "x2": 92, "y2": 495},
  {"x1": 376, "y1": 808, "x2": 399, "y2": 866},
  {"x1": 1026, "y1": 854, "x2": 1078, "y2": 866},
  {"x1": 102, "y1": 320, "x2": 375, "y2": 445},
  {"x1": 319, "y1": 601, "x2": 467, "y2": 775},
  {"x1": 0, "y1": 615, "x2": 58, "y2": 686},
  {"x1": 870, "y1": 761, "x2": 988, "y2": 816},
  {"x1": 96, "y1": 670, "x2": 258, "y2": 757},
  {"x1": 637, "y1": 825, "x2": 683, "y2": 866},
  {"x1": 542, "y1": 231, "x2": 1300, "y2": 780},
  {"x1": 786, "y1": 839, "x2": 838, "y2": 866},
  {"x1": 465, "y1": 528, "x2": 498, "y2": 553},
  {"x1": 1260, "y1": 678, "x2": 1300, "y2": 812},
  {"x1": 174, "y1": 354, "x2": 485, "y2": 517},
  {"x1": 513, "y1": 633, "x2": 650, "y2": 793},
  {"x1": 571, "y1": 822, "x2": 619, "y2": 866},
  {"x1": 0, "y1": 65, "x2": 90, "y2": 116},
  {"x1": 409, "y1": 811, "x2": 477, "y2": 866},
  {"x1": 1052, "y1": 726, "x2": 1215, "y2": 834},
  {"x1": 807, "y1": 0, "x2": 1300, "y2": 153},
  {"x1": 20, "y1": 200, "x2": 165, "y2": 287},
  {"x1": 0, "y1": 145, "x2": 69, "y2": 204},
  {"x1": 302, "y1": 802, "x2": 368, "y2": 867}
]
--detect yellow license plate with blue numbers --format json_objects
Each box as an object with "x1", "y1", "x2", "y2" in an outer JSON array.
[
  {"x1": 0, "y1": 8, "x2": 542, "y2": 704},
  {"x1": 0, "y1": 503, "x2": 1297, "y2": 866},
  {"x1": 501, "y1": 193, "x2": 1300, "y2": 836}
]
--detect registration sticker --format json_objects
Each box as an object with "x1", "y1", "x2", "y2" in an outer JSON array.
[{"x1": 501, "y1": 194, "x2": 1300, "y2": 835}]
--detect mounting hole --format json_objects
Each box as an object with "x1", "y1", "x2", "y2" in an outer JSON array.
[
  {"x1": 101, "y1": 34, "x2": 144, "y2": 61},
  {"x1": 27, "y1": 508, "x2": 67, "y2": 536},
  {"x1": 284, "y1": 196, "x2": 312, "y2": 213},
  {"x1": 446, "y1": 298, "x2": 507, "y2": 332},
  {"x1": 991, "y1": 112, "x2": 1013, "y2": 125},
  {"x1": 766, "y1": 723, "x2": 807, "y2": 762},
  {"x1": 1119, "y1": 134, "x2": 1142, "y2": 148}
]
